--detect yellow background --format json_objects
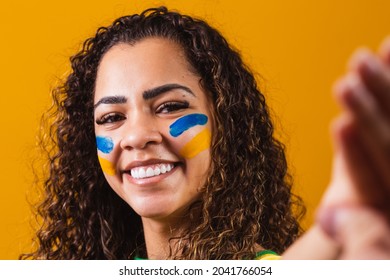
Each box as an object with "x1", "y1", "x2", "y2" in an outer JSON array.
[{"x1": 1, "y1": 0, "x2": 389, "y2": 259}]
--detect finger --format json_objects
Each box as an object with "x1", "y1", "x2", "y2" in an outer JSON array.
[
  {"x1": 348, "y1": 48, "x2": 390, "y2": 117},
  {"x1": 379, "y1": 36, "x2": 390, "y2": 66},
  {"x1": 332, "y1": 114, "x2": 389, "y2": 210},
  {"x1": 321, "y1": 116, "x2": 362, "y2": 208},
  {"x1": 334, "y1": 74, "x2": 390, "y2": 199},
  {"x1": 319, "y1": 206, "x2": 390, "y2": 259}
]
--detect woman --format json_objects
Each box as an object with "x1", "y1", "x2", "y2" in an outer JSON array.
[
  {"x1": 23, "y1": 6, "x2": 303, "y2": 260},
  {"x1": 23, "y1": 7, "x2": 390, "y2": 260}
]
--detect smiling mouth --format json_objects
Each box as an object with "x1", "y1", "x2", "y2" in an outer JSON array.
[{"x1": 125, "y1": 163, "x2": 176, "y2": 179}]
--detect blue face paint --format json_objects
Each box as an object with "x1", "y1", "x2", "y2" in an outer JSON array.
[
  {"x1": 169, "y1": 113, "x2": 208, "y2": 137},
  {"x1": 96, "y1": 136, "x2": 114, "y2": 154}
]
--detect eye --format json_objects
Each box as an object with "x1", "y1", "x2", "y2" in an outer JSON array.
[
  {"x1": 96, "y1": 113, "x2": 126, "y2": 125},
  {"x1": 156, "y1": 101, "x2": 189, "y2": 114}
]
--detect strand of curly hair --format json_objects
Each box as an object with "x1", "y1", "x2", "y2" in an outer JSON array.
[{"x1": 21, "y1": 6, "x2": 305, "y2": 260}]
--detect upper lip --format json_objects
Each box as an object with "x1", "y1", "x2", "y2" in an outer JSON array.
[{"x1": 122, "y1": 159, "x2": 178, "y2": 172}]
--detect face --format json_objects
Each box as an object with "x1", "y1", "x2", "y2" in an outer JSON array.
[{"x1": 94, "y1": 38, "x2": 213, "y2": 222}]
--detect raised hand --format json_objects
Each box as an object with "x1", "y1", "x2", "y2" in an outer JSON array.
[
  {"x1": 284, "y1": 37, "x2": 390, "y2": 260},
  {"x1": 317, "y1": 37, "x2": 390, "y2": 259},
  {"x1": 330, "y1": 37, "x2": 390, "y2": 211}
]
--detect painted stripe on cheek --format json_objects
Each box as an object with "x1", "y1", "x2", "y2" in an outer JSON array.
[
  {"x1": 96, "y1": 136, "x2": 114, "y2": 154},
  {"x1": 180, "y1": 128, "x2": 211, "y2": 158},
  {"x1": 98, "y1": 156, "x2": 116, "y2": 175},
  {"x1": 169, "y1": 113, "x2": 208, "y2": 137}
]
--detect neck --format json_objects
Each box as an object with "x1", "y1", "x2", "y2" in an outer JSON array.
[{"x1": 141, "y1": 217, "x2": 186, "y2": 259}]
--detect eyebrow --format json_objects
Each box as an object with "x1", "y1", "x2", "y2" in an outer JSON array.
[
  {"x1": 94, "y1": 83, "x2": 196, "y2": 110},
  {"x1": 143, "y1": 83, "x2": 195, "y2": 100},
  {"x1": 94, "y1": 95, "x2": 127, "y2": 110}
]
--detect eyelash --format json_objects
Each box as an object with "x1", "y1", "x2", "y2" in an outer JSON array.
[
  {"x1": 156, "y1": 101, "x2": 189, "y2": 114},
  {"x1": 96, "y1": 113, "x2": 125, "y2": 125},
  {"x1": 96, "y1": 101, "x2": 190, "y2": 125}
]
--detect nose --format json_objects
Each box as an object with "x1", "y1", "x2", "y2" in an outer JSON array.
[{"x1": 119, "y1": 112, "x2": 163, "y2": 150}]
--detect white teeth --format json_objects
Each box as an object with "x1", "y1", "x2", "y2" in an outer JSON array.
[
  {"x1": 138, "y1": 168, "x2": 146, "y2": 178},
  {"x1": 146, "y1": 167, "x2": 154, "y2": 177},
  {"x1": 130, "y1": 163, "x2": 174, "y2": 179}
]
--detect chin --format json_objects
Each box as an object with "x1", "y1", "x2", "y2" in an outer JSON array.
[
  {"x1": 127, "y1": 198, "x2": 176, "y2": 219},
  {"x1": 130, "y1": 197, "x2": 194, "y2": 222}
]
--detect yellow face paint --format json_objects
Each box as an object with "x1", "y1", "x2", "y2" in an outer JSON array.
[
  {"x1": 98, "y1": 155, "x2": 116, "y2": 175},
  {"x1": 179, "y1": 128, "x2": 211, "y2": 158}
]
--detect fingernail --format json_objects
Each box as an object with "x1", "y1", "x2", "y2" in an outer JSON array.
[
  {"x1": 342, "y1": 75, "x2": 360, "y2": 108},
  {"x1": 363, "y1": 56, "x2": 380, "y2": 75},
  {"x1": 349, "y1": 48, "x2": 371, "y2": 71}
]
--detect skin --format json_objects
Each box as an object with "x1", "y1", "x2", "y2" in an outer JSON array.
[
  {"x1": 319, "y1": 36, "x2": 390, "y2": 259},
  {"x1": 94, "y1": 35, "x2": 390, "y2": 259},
  {"x1": 329, "y1": 38, "x2": 390, "y2": 210},
  {"x1": 318, "y1": 207, "x2": 390, "y2": 259},
  {"x1": 94, "y1": 38, "x2": 213, "y2": 259},
  {"x1": 285, "y1": 37, "x2": 390, "y2": 259}
]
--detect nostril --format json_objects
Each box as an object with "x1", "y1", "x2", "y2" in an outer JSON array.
[{"x1": 120, "y1": 128, "x2": 163, "y2": 150}]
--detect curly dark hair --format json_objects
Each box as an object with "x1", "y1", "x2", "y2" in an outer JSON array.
[{"x1": 22, "y1": 6, "x2": 305, "y2": 260}]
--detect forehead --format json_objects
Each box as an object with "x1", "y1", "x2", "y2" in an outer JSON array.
[
  {"x1": 94, "y1": 38, "x2": 198, "y2": 100},
  {"x1": 100, "y1": 37, "x2": 189, "y2": 69}
]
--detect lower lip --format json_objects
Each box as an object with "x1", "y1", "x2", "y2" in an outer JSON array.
[{"x1": 123, "y1": 165, "x2": 178, "y2": 185}]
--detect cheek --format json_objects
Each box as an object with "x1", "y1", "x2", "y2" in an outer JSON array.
[
  {"x1": 96, "y1": 136, "x2": 116, "y2": 175},
  {"x1": 98, "y1": 156, "x2": 116, "y2": 176},
  {"x1": 178, "y1": 128, "x2": 211, "y2": 159},
  {"x1": 96, "y1": 136, "x2": 114, "y2": 153},
  {"x1": 169, "y1": 113, "x2": 211, "y2": 159}
]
